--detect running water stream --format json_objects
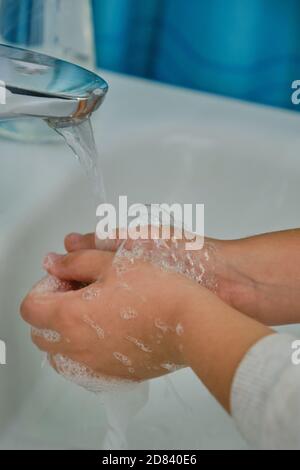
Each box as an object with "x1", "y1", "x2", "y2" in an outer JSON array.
[
  {"x1": 53, "y1": 117, "x2": 107, "y2": 208},
  {"x1": 48, "y1": 116, "x2": 149, "y2": 450}
]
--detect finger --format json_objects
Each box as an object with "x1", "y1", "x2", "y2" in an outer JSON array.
[
  {"x1": 66, "y1": 230, "x2": 125, "y2": 252},
  {"x1": 30, "y1": 275, "x2": 75, "y2": 295},
  {"x1": 43, "y1": 250, "x2": 114, "y2": 283},
  {"x1": 95, "y1": 230, "x2": 124, "y2": 251},
  {"x1": 20, "y1": 289, "x2": 63, "y2": 328},
  {"x1": 64, "y1": 225, "x2": 179, "y2": 254},
  {"x1": 65, "y1": 233, "x2": 96, "y2": 252},
  {"x1": 65, "y1": 227, "x2": 156, "y2": 253}
]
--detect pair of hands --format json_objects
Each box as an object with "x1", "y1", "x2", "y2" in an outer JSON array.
[
  {"x1": 21, "y1": 231, "x2": 221, "y2": 384},
  {"x1": 19, "y1": 225, "x2": 300, "y2": 413},
  {"x1": 23, "y1": 228, "x2": 288, "y2": 410}
]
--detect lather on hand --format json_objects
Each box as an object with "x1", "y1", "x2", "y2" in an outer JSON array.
[{"x1": 65, "y1": 228, "x2": 300, "y2": 326}]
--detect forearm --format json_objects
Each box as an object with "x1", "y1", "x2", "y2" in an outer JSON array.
[
  {"x1": 179, "y1": 286, "x2": 273, "y2": 412},
  {"x1": 214, "y1": 229, "x2": 300, "y2": 325}
]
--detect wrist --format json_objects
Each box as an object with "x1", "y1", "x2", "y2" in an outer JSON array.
[
  {"x1": 171, "y1": 283, "x2": 214, "y2": 368},
  {"x1": 173, "y1": 282, "x2": 273, "y2": 411},
  {"x1": 210, "y1": 238, "x2": 259, "y2": 317}
]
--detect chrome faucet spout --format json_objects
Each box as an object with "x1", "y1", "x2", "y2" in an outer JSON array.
[{"x1": 0, "y1": 44, "x2": 108, "y2": 123}]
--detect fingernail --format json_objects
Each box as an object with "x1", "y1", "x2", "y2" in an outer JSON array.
[
  {"x1": 67, "y1": 232, "x2": 82, "y2": 245},
  {"x1": 68, "y1": 232, "x2": 82, "y2": 240},
  {"x1": 43, "y1": 252, "x2": 63, "y2": 270}
]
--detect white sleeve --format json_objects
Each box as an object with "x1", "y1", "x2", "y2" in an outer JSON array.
[{"x1": 230, "y1": 333, "x2": 300, "y2": 449}]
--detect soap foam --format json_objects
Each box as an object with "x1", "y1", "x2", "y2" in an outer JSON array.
[
  {"x1": 113, "y1": 352, "x2": 132, "y2": 367},
  {"x1": 120, "y1": 307, "x2": 138, "y2": 320},
  {"x1": 114, "y1": 232, "x2": 218, "y2": 293},
  {"x1": 175, "y1": 323, "x2": 184, "y2": 336},
  {"x1": 160, "y1": 362, "x2": 183, "y2": 373},
  {"x1": 32, "y1": 327, "x2": 61, "y2": 343},
  {"x1": 32, "y1": 275, "x2": 72, "y2": 295},
  {"x1": 83, "y1": 314, "x2": 105, "y2": 339},
  {"x1": 125, "y1": 335, "x2": 152, "y2": 353},
  {"x1": 82, "y1": 286, "x2": 102, "y2": 301},
  {"x1": 154, "y1": 318, "x2": 173, "y2": 334},
  {"x1": 51, "y1": 354, "x2": 136, "y2": 394}
]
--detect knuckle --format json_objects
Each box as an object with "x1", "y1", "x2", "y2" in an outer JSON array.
[{"x1": 20, "y1": 295, "x2": 33, "y2": 322}]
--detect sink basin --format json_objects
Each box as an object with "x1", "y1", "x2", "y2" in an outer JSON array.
[{"x1": 1, "y1": 71, "x2": 300, "y2": 449}]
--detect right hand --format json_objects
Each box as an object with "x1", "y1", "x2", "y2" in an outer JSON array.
[
  {"x1": 63, "y1": 229, "x2": 253, "y2": 315},
  {"x1": 64, "y1": 228, "x2": 220, "y2": 290}
]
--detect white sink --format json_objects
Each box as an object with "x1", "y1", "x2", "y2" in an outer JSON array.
[{"x1": 1, "y1": 71, "x2": 300, "y2": 449}]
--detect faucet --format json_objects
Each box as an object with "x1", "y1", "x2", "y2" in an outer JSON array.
[{"x1": 0, "y1": 44, "x2": 108, "y2": 126}]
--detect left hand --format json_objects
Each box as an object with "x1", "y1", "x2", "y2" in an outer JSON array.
[{"x1": 20, "y1": 248, "x2": 195, "y2": 384}]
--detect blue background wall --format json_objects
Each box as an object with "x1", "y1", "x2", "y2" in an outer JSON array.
[
  {"x1": 92, "y1": 0, "x2": 300, "y2": 111},
  {"x1": 1, "y1": 0, "x2": 300, "y2": 110}
]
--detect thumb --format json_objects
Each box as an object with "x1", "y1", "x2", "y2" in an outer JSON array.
[
  {"x1": 65, "y1": 229, "x2": 129, "y2": 253},
  {"x1": 43, "y1": 250, "x2": 114, "y2": 283},
  {"x1": 64, "y1": 226, "x2": 157, "y2": 253}
]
